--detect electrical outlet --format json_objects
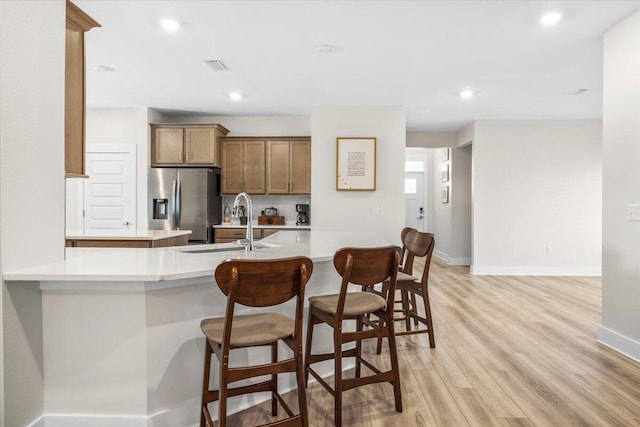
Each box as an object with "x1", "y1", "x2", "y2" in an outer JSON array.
[
  {"x1": 371, "y1": 205, "x2": 380, "y2": 215},
  {"x1": 628, "y1": 205, "x2": 640, "y2": 221},
  {"x1": 546, "y1": 245, "x2": 552, "y2": 255}
]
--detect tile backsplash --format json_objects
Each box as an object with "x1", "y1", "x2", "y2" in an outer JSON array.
[{"x1": 222, "y1": 195, "x2": 311, "y2": 225}]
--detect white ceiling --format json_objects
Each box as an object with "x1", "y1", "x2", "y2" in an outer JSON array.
[{"x1": 78, "y1": 0, "x2": 640, "y2": 132}]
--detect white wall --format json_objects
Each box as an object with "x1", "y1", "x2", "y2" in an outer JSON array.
[
  {"x1": 0, "y1": 1, "x2": 66, "y2": 425},
  {"x1": 600, "y1": 10, "x2": 640, "y2": 362},
  {"x1": 450, "y1": 144, "x2": 472, "y2": 265},
  {"x1": 472, "y1": 120, "x2": 602, "y2": 275},
  {"x1": 166, "y1": 115, "x2": 310, "y2": 136},
  {"x1": 430, "y1": 148, "x2": 451, "y2": 257},
  {"x1": 67, "y1": 108, "x2": 151, "y2": 231},
  {"x1": 406, "y1": 131, "x2": 456, "y2": 148},
  {"x1": 310, "y1": 107, "x2": 405, "y2": 245}
]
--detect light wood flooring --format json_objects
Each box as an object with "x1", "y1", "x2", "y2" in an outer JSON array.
[{"x1": 218, "y1": 257, "x2": 640, "y2": 426}]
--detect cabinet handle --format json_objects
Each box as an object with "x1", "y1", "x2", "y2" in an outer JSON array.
[
  {"x1": 178, "y1": 152, "x2": 182, "y2": 161},
  {"x1": 186, "y1": 151, "x2": 190, "y2": 161}
]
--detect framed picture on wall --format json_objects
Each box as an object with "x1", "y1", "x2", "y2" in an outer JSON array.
[
  {"x1": 336, "y1": 137, "x2": 376, "y2": 191},
  {"x1": 441, "y1": 164, "x2": 449, "y2": 183},
  {"x1": 442, "y1": 147, "x2": 450, "y2": 161},
  {"x1": 441, "y1": 185, "x2": 449, "y2": 203}
]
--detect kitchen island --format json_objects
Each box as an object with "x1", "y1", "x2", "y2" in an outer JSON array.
[
  {"x1": 4, "y1": 230, "x2": 392, "y2": 427},
  {"x1": 65, "y1": 229, "x2": 192, "y2": 248}
]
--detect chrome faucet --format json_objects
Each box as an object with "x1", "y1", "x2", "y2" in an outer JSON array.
[{"x1": 232, "y1": 192, "x2": 254, "y2": 251}]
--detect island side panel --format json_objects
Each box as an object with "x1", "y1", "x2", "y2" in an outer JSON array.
[{"x1": 41, "y1": 286, "x2": 148, "y2": 417}]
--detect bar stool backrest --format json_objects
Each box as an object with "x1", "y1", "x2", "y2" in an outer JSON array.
[
  {"x1": 399, "y1": 227, "x2": 417, "y2": 274},
  {"x1": 333, "y1": 246, "x2": 399, "y2": 287},
  {"x1": 402, "y1": 230, "x2": 435, "y2": 282},
  {"x1": 215, "y1": 257, "x2": 313, "y2": 307}
]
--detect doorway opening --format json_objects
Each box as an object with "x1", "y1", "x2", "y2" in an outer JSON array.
[{"x1": 405, "y1": 148, "x2": 429, "y2": 232}]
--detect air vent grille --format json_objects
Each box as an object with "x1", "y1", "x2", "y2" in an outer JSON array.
[{"x1": 205, "y1": 60, "x2": 229, "y2": 72}]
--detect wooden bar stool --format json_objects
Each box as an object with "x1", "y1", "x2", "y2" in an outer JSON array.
[
  {"x1": 200, "y1": 256, "x2": 313, "y2": 427},
  {"x1": 304, "y1": 246, "x2": 402, "y2": 427},
  {"x1": 376, "y1": 229, "x2": 436, "y2": 350}
]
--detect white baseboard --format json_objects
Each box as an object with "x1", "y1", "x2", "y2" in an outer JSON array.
[
  {"x1": 598, "y1": 326, "x2": 640, "y2": 364},
  {"x1": 470, "y1": 265, "x2": 602, "y2": 276},
  {"x1": 25, "y1": 415, "x2": 45, "y2": 427},
  {"x1": 35, "y1": 361, "x2": 356, "y2": 427},
  {"x1": 41, "y1": 414, "x2": 147, "y2": 427},
  {"x1": 433, "y1": 250, "x2": 470, "y2": 266}
]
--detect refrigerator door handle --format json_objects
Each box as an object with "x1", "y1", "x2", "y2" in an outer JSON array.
[
  {"x1": 171, "y1": 179, "x2": 178, "y2": 229},
  {"x1": 176, "y1": 179, "x2": 182, "y2": 229}
]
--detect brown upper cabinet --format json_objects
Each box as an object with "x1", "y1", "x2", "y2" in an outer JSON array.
[
  {"x1": 150, "y1": 124, "x2": 230, "y2": 167},
  {"x1": 65, "y1": 0, "x2": 100, "y2": 178},
  {"x1": 266, "y1": 139, "x2": 311, "y2": 194},
  {"x1": 220, "y1": 139, "x2": 266, "y2": 194}
]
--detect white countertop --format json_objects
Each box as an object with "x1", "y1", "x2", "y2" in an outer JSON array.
[
  {"x1": 214, "y1": 223, "x2": 310, "y2": 230},
  {"x1": 4, "y1": 230, "x2": 391, "y2": 282},
  {"x1": 65, "y1": 229, "x2": 192, "y2": 241}
]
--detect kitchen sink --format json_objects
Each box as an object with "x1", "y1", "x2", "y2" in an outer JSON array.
[{"x1": 175, "y1": 242, "x2": 280, "y2": 254}]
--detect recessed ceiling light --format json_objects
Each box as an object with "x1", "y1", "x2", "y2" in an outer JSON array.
[
  {"x1": 159, "y1": 18, "x2": 180, "y2": 31},
  {"x1": 540, "y1": 12, "x2": 562, "y2": 26},
  {"x1": 94, "y1": 65, "x2": 116, "y2": 72},
  {"x1": 229, "y1": 92, "x2": 243, "y2": 101},
  {"x1": 459, "y1": 90, "x2": 474, "y2": 99},
  {"x1": 316, "y1": 44, "x2": 338, "y2": 54}
]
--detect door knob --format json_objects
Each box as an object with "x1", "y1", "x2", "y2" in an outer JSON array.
[{"x1": 123, "y1": 221, "x2": 130, "y2": 226}]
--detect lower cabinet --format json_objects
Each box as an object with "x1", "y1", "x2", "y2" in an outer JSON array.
[{"x1": 215, "y1": 228, "x2": 279, "y2": 243}]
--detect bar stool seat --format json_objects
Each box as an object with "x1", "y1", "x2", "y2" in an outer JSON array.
[
  {"x1": 308, "y1": 292, "x2": 386, "y2": 316},
  {"x1": 201, "y1": 313, "x2": 294, "y2": 347}
]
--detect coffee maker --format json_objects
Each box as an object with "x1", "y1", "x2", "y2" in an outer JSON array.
[{"x1": 296, "y1": 204, "x2": 309, "y2": 226}]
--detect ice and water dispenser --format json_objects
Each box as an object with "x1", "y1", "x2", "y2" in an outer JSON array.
[{"x1": 153, "y1": 199, "x2": 168, "y2": 220}]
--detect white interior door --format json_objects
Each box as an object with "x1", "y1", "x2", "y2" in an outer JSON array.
[
  {"x1": 405, "y1": 172, "x2": 425, "y2": 231},
  {"x1": 83, "y1": 145, "x2": 136, "y2": 231}
]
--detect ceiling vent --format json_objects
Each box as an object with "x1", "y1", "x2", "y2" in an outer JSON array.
[
  {"x1": 569, "y1": 88, "x2": 588, "y2": 96},
  {"x1": 205, "y1": 60, "x2": 229, "y2": 72}
]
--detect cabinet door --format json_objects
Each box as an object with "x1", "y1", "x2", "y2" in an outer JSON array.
[
  {"x1": 185, "y1": 128, "x2": 216, "y2": 165},
  {"x1": 243, "y1": 141, "x2": 266, "y2": 194},
  {"x1": 153, "y1": 128, "x2": 184, "y2": 165},
  {"x1": 266, "y1": 141, "x2": 290, "y2": 194},
  {"x1": 290, "y1": 140, "x2": 311, "y2": 194},
  {"x1": 221, "y1": 140, "x2": 244, "y2": 194}
]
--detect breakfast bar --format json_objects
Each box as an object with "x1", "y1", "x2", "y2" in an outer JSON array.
[{"x1": 3, "y1": 230, "x2": 391, "y2": 427}]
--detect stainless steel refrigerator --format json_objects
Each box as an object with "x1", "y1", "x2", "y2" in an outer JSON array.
[{"x1": 148, "y1": 168, "x2": 222, "y2": 243}]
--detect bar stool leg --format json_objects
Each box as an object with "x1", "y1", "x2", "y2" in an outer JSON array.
[
  {"x1": 200, "y1": 341, "x2": 213, "y2": 427},
  {"x1": 355, "y1": 315, "x2": 363, "y2": 378},
  {"x1": 411, "y1": 292, "x2": 419, "y2": 326},
  {"x1": 334, "y1": 326, "x2": 343, "y2": 427},
  {"x1": 304, "y1": 308, "x2": 315, "y2": 386},
  {"x1": 218, "y1": 355, "x2": 229, "y2": 427},
  {"x1": 295, "y1": 337, "x2": 309, "y2": 426},
  {"x1": 401, "y1": 290, "x2": 411, "y2": 331},
  {"x1": 271, "y1": 342, "x2": 278, "y2": 416},
  {"x1": 387, "y1": 318, "x2": 403, "y2": 412},
  {"x1": 422, "y1": 283, "x2": 436, "y2": 348}
]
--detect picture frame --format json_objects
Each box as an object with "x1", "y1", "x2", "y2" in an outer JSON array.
[
  {"x1": 336, "y1": 137, "x2": 376, "y2": 191},
  {"x1": 441, "y1": 185, "x2": 449, "y2": 203},
  {"x1": 442, "y1": 147, "x2": 450, "y2": 161},
  {"x1": 441, "y1": 164, "x2": 449, "y2": 183}
]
